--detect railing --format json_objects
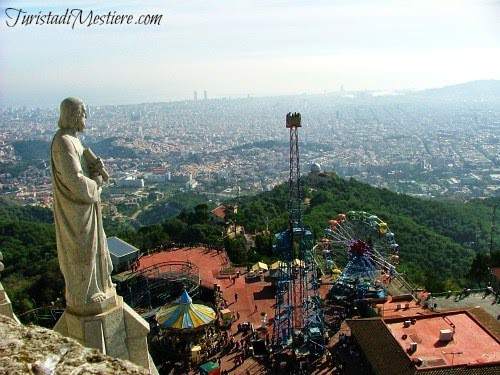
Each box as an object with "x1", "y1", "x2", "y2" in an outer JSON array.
[{"x1": 122, "y1": 260, "x2": 200, "y2": 283}]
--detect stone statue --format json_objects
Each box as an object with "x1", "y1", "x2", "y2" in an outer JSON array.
[
  {"x1": 51, "y1": 98, "x2": 155, "y2": 374},
  {"x1": 51, "y1": 97, "x2": 114, "y2": 314}
]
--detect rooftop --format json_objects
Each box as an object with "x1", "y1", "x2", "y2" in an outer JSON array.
[
  {"x1": 386, "y1": 310, "x2": 499, "y2": 368},
  {"x1": 107, "y1": 236, "x2": 139, "y2": 258},
  {"x1": 349, "y1": 308, "x2": 500, "y2": 375}
]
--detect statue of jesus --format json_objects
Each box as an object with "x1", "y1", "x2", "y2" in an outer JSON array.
[{"x1": 51, "y1": 97, "x2": 114, "y2": 313}]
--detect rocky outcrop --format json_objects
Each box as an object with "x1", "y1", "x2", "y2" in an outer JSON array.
[{"x1": 0, "y1": 315, "x2": 148, "y2": 374}]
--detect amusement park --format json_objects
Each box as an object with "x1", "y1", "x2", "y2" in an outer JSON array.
[{"x1": 102, "y1": 112, "x2": 425, "y2": 374}]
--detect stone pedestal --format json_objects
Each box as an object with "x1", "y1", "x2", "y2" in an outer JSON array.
[
  {"x1": 54, "y1": 296, "x2": 157, "y2": 374},
  {"x1": 0, "y1": 283, "x2": 20, "y2": 324}
]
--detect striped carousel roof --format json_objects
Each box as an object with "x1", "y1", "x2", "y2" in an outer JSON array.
[{"x1": 155, "y1": 289, "x2": 216, "y2": 330}]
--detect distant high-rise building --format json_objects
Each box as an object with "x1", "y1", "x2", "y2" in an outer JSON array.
[
  {"x1": 204, "y1": 90, "x2": 207, "y2": 100},
  {"x1": 194, "y1": 91, "x2": 197, "y2": 101}
]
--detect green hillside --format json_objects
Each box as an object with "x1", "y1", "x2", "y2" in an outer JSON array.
[
  {"x1": 1, "y1": 174, "x2": 497, "y2": 321},
  {"x1": 234, "y1": 174, "x2": 498, "y2": 290},
  {"x1": 0, "y1": 197, "x2": 54, "y2": 224},
  {"x1": 0, "y1": 219, "x2": 63, "y2": 319},
  {"x1": 10, "y1": 137, "x2": 138, "y2": 162}
]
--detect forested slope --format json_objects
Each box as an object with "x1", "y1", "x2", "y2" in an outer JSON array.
[
  {"x1": 235, "y1": 174, "x2": 498, "y2": 289},
  {"x1": 1, "y1": 174, "x2": 497, "y2": 320}
]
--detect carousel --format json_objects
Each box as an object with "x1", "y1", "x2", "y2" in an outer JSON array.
[
  {"x1": 156, "y1": 289, "x2": 216, "y2": 330},
  {"x1": 151, "y1": 289, "x2": 219, "y2": 372}
]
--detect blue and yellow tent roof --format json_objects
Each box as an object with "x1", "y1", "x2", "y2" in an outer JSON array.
[{"x1": 156, "y1": 290, "x2": 216, "y2": 330}]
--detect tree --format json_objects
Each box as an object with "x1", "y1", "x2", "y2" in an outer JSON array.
[
  {"x1": 254, "y1": 234, "x2": 273, "y2": 259},
  {"x1": 466, "y1": 252, "x2": 490, "y2": 287},
  {"x1": 191, "y1": 204, "x2": 210, "y2": 225},
  {"x1": 224, "y1": 236, "x2": 248, "y2": 264},
  {"x1": 137, "y1": 224, "x2": 169, "y2": 251},
  {"x1": 309, "y1": 190, "x2": 332, "y2": 208},
  {"x1": 491, "y1": 250, "x2": 500, "y2": 267},
  {"x1": 163, "y1": 217, "x2": 188, "y2": 240},
  {"x1": 181, "y1": 224, "x2": 206, "y2": 243},
  {"x1": 421, "y1": 270, "x2": 446, "y2": 293}
]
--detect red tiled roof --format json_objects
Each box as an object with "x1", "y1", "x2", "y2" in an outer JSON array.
[
  {"x1": 348, "y1": 318, "x2": 414, "y2": 375},
  {"x1": 211, "y1": 205, "x2": 227, "y2": 219},
  {"x1": 467, "y1": 306, "x2": 500, "y2": 339},
  {"x1": 420, "y1": 364, "x2": 500, "y2": 375}
]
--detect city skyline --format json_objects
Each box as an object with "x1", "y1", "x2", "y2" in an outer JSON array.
[{"x1": 0, "y1": 0, "x2": 499, "y2": 107}]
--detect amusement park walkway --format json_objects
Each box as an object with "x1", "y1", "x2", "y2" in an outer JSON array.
[
  {"x1": 137, "y1": 246, "x2": 356, "y2": 374},
  {"x1": 137, "y1": 246, "x2": 277, "y2": 334}
]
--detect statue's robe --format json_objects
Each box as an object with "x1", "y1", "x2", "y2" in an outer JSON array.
[{"x1": 51, "y1": 129, "x2": 113, "y2": 309}]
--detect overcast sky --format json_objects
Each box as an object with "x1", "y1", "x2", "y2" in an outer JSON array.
[{"x1": 0, "y1": 0, "x2": 499, "y2": 107}]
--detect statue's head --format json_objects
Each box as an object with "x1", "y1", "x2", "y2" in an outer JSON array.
[{"x1": 58, "y1": 97, "x2": 86, "y2": 132}]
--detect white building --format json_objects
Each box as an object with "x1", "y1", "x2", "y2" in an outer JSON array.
[
  {"x1": 116, "y1": 177, "x2": 144, "y2": 188},
  {"x1": 185, "y1": 179, "x2": 198, "y2": 190}
]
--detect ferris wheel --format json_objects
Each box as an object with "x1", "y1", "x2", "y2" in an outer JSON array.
[{"x1": 320, "y1": 211, "x2": 400, "y2": 300}]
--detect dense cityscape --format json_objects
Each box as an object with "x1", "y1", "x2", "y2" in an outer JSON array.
[{"x1": 0, "y1": 82, "x2": 499, "y2": 212}]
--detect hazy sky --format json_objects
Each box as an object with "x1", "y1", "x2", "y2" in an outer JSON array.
[{"x1": 0, "y1": 0, "x2": 499, "y2": 107}]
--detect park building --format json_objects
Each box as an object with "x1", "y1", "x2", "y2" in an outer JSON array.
[{"x1": 106, "y1": 236, "x2": 140, "y2": 273}]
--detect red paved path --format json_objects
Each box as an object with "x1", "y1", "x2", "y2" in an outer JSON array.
[
  {"x1": 137, "y1": 247, "x2": 278, "y2": 373},
  {"x1": 136, "y1": 247, "x2": 353, "y2": 374},
  {"x1": 138, "y1": 247, "x2": 277, "y2": 329}
]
